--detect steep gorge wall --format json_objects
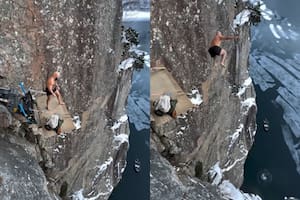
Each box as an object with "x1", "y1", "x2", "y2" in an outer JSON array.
[
  {"x1": 151, "y1": 0, "x2": 256, "y2": 198},
  {"x1": 0, "y1": 0, "x2": 131, "y2": 199}
]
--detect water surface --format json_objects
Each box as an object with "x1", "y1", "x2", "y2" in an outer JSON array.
[{"x1": 242, "y1": 0, "x2": 300, "y2": 199}]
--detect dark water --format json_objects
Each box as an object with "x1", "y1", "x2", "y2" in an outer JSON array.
[
  {"x1": 242, "y1": 0, "x2": 300, "y2": 199},
  {"x1": 109, "y1": 20, "x2": 150, "y2": 200}
]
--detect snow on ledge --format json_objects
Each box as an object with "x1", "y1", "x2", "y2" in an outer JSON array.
[
  {"x1": 219, "y1": 180, "x2": 262, "y2": 200},
  {"x1": 233, "y1": 9, "x2": 251, "y2": 28},
  {"x1": 209, "y1": 162, "x2": 262, "y2": 200},
  {"x1": 117, "y1": 58, "x2": 135, "y2": 72},
  {"x1": 129, "y1": 48, "x2": 150, "y2": 68},
  {"x1": 92, "y1": 157, "x2": 114, "y2": 186},
  {"x1": 95, "y1": 157, "x2": 113, "y2": 175},
  {"x1": 188, "y1": 88, "x2": 203, "y2": 106},
  {"x1": 111, "y1": 114, "x2": 128, "y2": 131},
  {"x1": 237, "y1": 77, "x2": 252, "y2": 98},
  {"x1": 241, "y1": 98, "x2": 256, "y2": 110},
  {"x1": 113, "y1": 134, "x2": 129, "y2": 149},
  {"x1": 260, "y1": 3, "x2": 274, "y2": 21},
  {"x1": 242, "y1": 0, "x2": 274, "y2": 20},
  {"x1": 71, "y1": 189, "x2": 101, "y2": 200},
  {"x1": 144, "y1": 54, "x2": 150, "y2": 68},
  {"x1": 208, "y1": 162, "x2": 223, "y2": 185},
  {"x1": 73, "y1": 115, "x2": 81, "y2": 130},
  {"x1": 122, "y1": 11, "x2": 150, "y2": 21},
  {"x1": 223, "y1": 156, "x2": 247, "y2": 172},
  {"x1": 228, "y1": 124, "x2": 244, "y2": 150}
]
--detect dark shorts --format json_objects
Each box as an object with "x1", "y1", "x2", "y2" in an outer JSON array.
[
  {"x1": 46, "y1": 87, "x2": 57, "y2": 96},
  {"x1": 208, "y1": 46, "x2": 222, "y2": 58}
]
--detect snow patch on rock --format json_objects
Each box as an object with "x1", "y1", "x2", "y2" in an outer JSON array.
[
  {"x1": 72, "y1": 187, "x2": 114, "y2": 200},
  {"x1": 129, "y1": 48, "x2": 150, "y2": 68},
  {"x1": 95, "y1": 157, "x2": 113, "y2": 176},
  {"x1": 71, "y1": 189, "x2": 101, "y2": 200},
  {"x1": 118, "y1": 58, "x2": 135, "y2": 72},
  {"x1": 233, "y1": 9, "x2": 251, "y2": 28},
  {"x1": 113, "y1": 134, "x2": 129, "y2": 149},
  {"x1": 237, "y1": 77, "x2": 252, "y2": 98},
  {"x1": 219, "y1": 181, "x2": 262, "y2": 200},
  {"x1": 73, "y1": 115, "x2": 81, "y2": 130},
  {"x1": 208, "y1": 162, "x2": 223, "y2": 185},
  {"x1": 188, "y1": 88, "x2": 203, "y2": 106},
  {"x1": 111, "y1": 114, "x2": 128, "y2": 131},
  {"x1": 241, "y1": 98, "x2": 256, "y2": 113},
  {"x1": 209, "y1": 162, "x2": 262, "y2": 200},
  {"x1": 242, "y1": 0, "x2": 273, "y2": 20},
  {"x1": 92, "y1": 157, "x2": 114, "y2": 187},
  {"x1": 228, "y1": 124, "x2": 244, "y2": 151}
]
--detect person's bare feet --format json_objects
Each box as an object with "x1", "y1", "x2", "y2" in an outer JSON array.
[{"x1": 221, "y1": 63, "x2": 225, "y2": 67}]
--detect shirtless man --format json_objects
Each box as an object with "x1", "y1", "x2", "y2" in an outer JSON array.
[
  {"x1": 46, "y1": 71, "x2": 64, "y2": 110},
  {"x1": 208, "y1": 31, "x2": 239, "y2": 66}
]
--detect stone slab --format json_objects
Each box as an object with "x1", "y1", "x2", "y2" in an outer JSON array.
[
  {"x1": 35, "y1": 95, "x2": 75, "y2": 136},
  {"x1": 151, "y1": 67, "x2": 193, "y2": 126}
]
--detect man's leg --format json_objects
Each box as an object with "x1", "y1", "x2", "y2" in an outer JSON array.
[
  {"x1": 220, "y1": 49, "x2": 227, "y2": 66},
  {"x1": 212, "y1": 57, "x2": 217, "y2": 67},
  {"x1": 46, "y1": 96, "x2": 50, "y2": 110},
  {"x1": 55, "y1": 91, "x2": 65, "y2": 105}
]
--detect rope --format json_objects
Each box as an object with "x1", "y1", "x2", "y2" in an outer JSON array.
[{"x1": 29, "y1": 89, "x2": 46, "y2": 95}]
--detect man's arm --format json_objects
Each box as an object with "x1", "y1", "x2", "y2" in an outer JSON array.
[
  {"x1": 47, "y1": 80, "x2": 57, "y2": 96},
  {"x1": 49, "y1": 85, "x2": 57, "y2": 96},
  {"x1": 55, "y1": 82, "x2": 60, "y2": 90},
  {"x1": 220, "y1": 35, "x2": 239, "y2": 40}
]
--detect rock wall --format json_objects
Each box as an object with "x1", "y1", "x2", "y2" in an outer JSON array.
[
  {"x1": 0, "y1": 134, "x2": 53, "y2": 200},
  {"x1": 0, "y1": 0, "x2": 132, "y2": 199},
  {"x1": 0, "y1": 0, "x2": 123, "y2": 113},
  {"x1": 151, "y1": 0, "x2": 256, "y2": 195},
  {"x1": 151, "y1": 139, "x2": 224, "y2": 200}
]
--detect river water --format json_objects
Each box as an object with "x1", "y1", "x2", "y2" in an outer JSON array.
[
  {"x1": 242, "y1": 0, "x2": 300, "y2": 199},
  {"x1": 109, "y1": 17, "x2": 150, "y2": 200}
]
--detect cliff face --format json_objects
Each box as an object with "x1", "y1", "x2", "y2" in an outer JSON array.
[
  {"x1": 151, "y1": 0, "x2": 256, "y2": 197},
  {"x1": 0, "y1": 0, "x2": 132, "y2": 199},
  {"x1": 151, "y1": 139, "x2": 224, "y2": 200},
  {"x1": 0, "y1": 136, "x2": 52, "y2": 200}
]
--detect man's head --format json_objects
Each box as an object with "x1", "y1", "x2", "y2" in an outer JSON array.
[
  {"x1": 216, "y1": 31, "x2": 222, "y2": 36},
  {"x1": 53, "y1": 71, "x2": 60, "y2": 79}
]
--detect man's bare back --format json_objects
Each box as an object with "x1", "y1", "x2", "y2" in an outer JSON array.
[{"x1": 211, "y1": 31, "x2": 237, "y2": 47}]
